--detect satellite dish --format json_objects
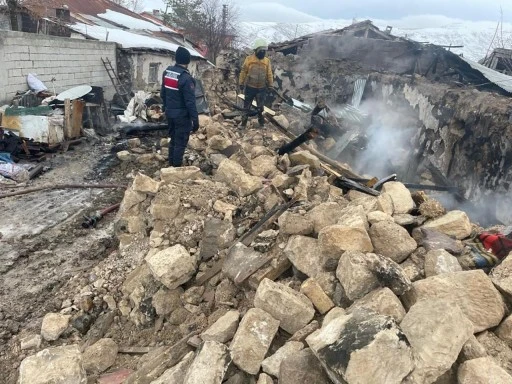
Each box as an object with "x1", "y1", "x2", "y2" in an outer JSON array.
[{"x1": 56, "y1": 85, "x2": 93, "y2": 101}]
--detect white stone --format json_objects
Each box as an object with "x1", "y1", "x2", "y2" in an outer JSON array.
[
  {"x1": 150, "y1": 352, "x2": 194, "y2": 384},
  {"x1": 458, "y1": 357, "x2": 512, "y2": 384},
  {"x1": 132, "y1": 172, "x2": 160, "y2": 194},
  {"x1": 401, "y1": 299, "x2": 473, "y2": 383},
  {"x1": 41, "y1": 313, "x2": 70, "y2": 341},
  {"x1": 229, "y1": 308, "x2": 280, "y2": 375},
  {"x1": 402, "y1": 270, "x2": 505, "y2": 333},
  {"x1": 215, "y1": 159, "x2": 262, "y2": 197},
  {"x1": 82, "y1": 338, "x2": 118, "y2": 374},
  {"x1": 422, "y1": 210, "x2": 472, "y2": 240},
  {"x1": 183, "y1": 341, "x2": 230, "y2": 384},
  {"x1": 424, "y1": 249, "x2": 462, "y2": 277},
  {"x1": 145, "y1": 245, "x2": 197, "y2": 290},
  {"x1": 306, "y1": 309, "x2": 414, "y2": 384},
  {"x1": 380, "y1": 182, "x2": 414, "y2": 214},
  {"x1": 336, "y1": 251, "x2": 380, "y2": 301},
  {"x1": 347, "y1": 287, "x2": 406, "y2": 323},
  {"x1": 254, "y1": 278, "x2": 315, "y2": 334},
  {"x1": 160, "y1": 166, "x2": 202, "y2": 183},
  {"x1": 261, "y1": 341, "x2": 304, "y2": 378},
  {"x1": 368, "y1": 220, "x2": 417, "y2": 263},
  {"x1": 18, "y1": 345, "x2": 86, "y2": 384},
  {"x1": 201, "y1": 310, "x2": 240, "y2": 344}
]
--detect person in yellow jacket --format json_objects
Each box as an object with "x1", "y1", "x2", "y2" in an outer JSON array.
[{"x1": 239, "y1": 38, "x2": 273, "y2": 128}]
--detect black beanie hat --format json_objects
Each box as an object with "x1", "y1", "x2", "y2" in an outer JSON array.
[{"x1": 176, "y1": 46, "x2": 191, "y2": 65}]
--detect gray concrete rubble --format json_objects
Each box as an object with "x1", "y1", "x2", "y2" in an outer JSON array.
[{"x1": 12, "y1": 52, "x2": 512, "y2": 384}]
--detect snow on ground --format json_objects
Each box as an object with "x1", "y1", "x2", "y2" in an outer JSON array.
[{"x1": 240, "y1": 19, "x2": 512, "y2": 61}]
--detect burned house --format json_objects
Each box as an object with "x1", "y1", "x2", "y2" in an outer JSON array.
[{"x1": 258, "y1": 21, "x2": 512, "y2": 224}]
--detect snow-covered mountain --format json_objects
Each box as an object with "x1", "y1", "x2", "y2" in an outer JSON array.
[{"x1": 240, "y1": 19, "x2": 512, "y2": 61}]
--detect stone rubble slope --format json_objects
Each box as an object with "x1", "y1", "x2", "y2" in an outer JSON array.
[{"x1": 15, "y1": 112, "x2": 512, "y2": 384}]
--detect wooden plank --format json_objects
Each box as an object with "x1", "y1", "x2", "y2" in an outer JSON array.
[
  {"x1": 71, "y1": 100, "x2": 84, "y2": 138},
  {"x1": 64, "y1": 99, "x2": 72, "y2": 139},
  {"x1": 118, "y1": 346, "x2": 152, "y2": 355},
  {"x1": 123, "y1": 333, "x2": 196, "y2": 384}
]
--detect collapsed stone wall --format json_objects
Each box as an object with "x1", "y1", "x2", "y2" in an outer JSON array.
[{"x1": 367, "y1": 74, "x2": 512, "y2": 223}]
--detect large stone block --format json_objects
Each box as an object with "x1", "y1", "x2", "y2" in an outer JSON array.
[
  {"x1": 458, "y1": 357, "x2": 512, "y2": 384},
  {"x1": 424, "y1": 249, "x2": 462, "y2": 277},
  {"x1": 401, "y1": 299, "x2": 473, "y2": 383},
  {"x1": 369, "y1": 221, "x2": 417, "y2": 263},
  {"x1": 319, "y1": 224, "x2": 374, "y2": 256},
  {"x1": 402, "y1": 270, "x2": 505, "y2": 333},
  {"x1": 132, "y1": 172, "x2": 160, "y2": 194},
  {"x1": 254, "y1": 278, "x2": 315, "y2": 334},
  {"x1": 83, "y1": 338, "x2": 118, "y2": 374},
  {"x1": 145, "y1": 245, "x2": 197, "y2": 290},
  {"x1": 300, "y1": 278, "x2": 335, "y2": 315},
  {"x1": 229, "y1": 308, "x2": 280, "y2": 375},
  {"x1": 380, "y1": 181, "x2": 414, "y2": 214},
  {"x1": 151, "y1": 352, "x2": 194, "y2": 384},
  {"x1": 261, "y1": 341, "x2": 304, "y2": 378},
  {"x1": 201, "y1": 310, "x2": 240, "y2": 344},
  {"x1": 183, "y1": 341, "x2": 230, "y2": 384},
  {"x1": 278, "y1": 212, "x2": 314, "y2": 236},
  {"x1": 347, "y1": 287, "x2": 406, "y2": 323},
  {"x1": 306, "y1": 309, "x2": 414, "y2": 384},
  {"x1": 18, "y1": 345, "x2": 87, "y2": 384},
  {"x1": 284, "y1": 235, "x2": 328, "y2": 278},
  {"x1": 336, "y1": 251, "x2": 380, "y2": 301},
  {"x1": 214, "y1": 159, "x2": 262, "y2": 197},
  {"x1": 306, "y1": 202, "x2": 347, "y2": 235},
  {"x1": 422, "y1": 210, "x2": 472, "y2": 240},
  {"x1": 161, "y1": 166, "x2": 202, "y2": 183},
  {"x1": 278, "y1": 348, "x2": 331, "y2": 384},
  {"x1": 41, "y1": 313, "x2": 70, "y2": 341}
]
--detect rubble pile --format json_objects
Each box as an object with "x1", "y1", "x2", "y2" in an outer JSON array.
[{"x1": 14, "y1": 111, "x2": 512, "y2": 384}]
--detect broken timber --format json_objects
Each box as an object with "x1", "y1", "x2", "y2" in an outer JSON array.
[
  {"x1": 194, "y1": 199, "x2": 297, "y2": 287},
  {"x1": 265, "y1": 113, "x2": 361, "y2": 179}
]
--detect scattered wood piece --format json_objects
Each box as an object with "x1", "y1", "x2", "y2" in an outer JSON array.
[
  {"x1": 123, "y1": 332, "x2": 197, "y2": 384},
  {"x1": 118, "y1": 346, "x2": 152, "y2": 355},
  {"x1": 0, "y1": 183, "x2": 126, "y2": 199}
]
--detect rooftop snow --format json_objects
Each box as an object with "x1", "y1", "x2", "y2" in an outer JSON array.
[
  {"x1": 97, "y1": 9, "x2": 178, "y2": 34},
  {"x1": 69, "y1": 23, "x2": 204, "y2": 58}
]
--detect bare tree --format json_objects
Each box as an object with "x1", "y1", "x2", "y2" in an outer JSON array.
[{"x1": 165, "y1": 0, "x2": 239, "y2": 62}]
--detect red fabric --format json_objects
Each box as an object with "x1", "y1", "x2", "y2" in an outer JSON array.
[{"x1": 479, "y1": 232, "x2": 512, "y2": 259}]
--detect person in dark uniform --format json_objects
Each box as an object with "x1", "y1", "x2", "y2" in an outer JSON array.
[{"x1": 161, "y1": 46, "x2": 199, "y2": 167}]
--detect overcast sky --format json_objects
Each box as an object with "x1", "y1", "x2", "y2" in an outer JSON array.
[{"x1": 144, "y1": 0, "x2": 512, "y2": 24}]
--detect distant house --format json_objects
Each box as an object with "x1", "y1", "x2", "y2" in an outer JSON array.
[
  {"x1": 0, "y1": 0, "x2": 209, "y2": 93},
  {"x1": 481, "y1": 48, "x2": 512, "y2": 75}
]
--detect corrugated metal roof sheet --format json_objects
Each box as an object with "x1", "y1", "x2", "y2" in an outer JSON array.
[{"x1": 460, "y1": 56, "x2": 512, "y2": 94}]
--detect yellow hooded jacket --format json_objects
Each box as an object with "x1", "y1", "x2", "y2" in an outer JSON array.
[{"x1": 239, "y1": 54, "x2": 273, "y2": 90}]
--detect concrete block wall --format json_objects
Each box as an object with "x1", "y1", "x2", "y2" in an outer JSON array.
[{"x1": 0, "y1": 30, "x2": 118, "y2": 104}]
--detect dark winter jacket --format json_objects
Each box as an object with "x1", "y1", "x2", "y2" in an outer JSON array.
[{"x1": 160, "y1": 64, "x2": 199, "y2": 127}]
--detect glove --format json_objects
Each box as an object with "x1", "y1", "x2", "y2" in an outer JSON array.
[{"x1": 192, "y1": 119, "x2": 199, "y2": 132}]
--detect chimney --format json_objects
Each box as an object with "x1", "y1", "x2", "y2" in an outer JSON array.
[{"x1": 153, "y1": 9, "x2": 160, "y2": 16}]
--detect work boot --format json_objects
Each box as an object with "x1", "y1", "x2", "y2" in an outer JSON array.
[{"x1": 240, "y1": 116, "x2": 248, "y2": 129}]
